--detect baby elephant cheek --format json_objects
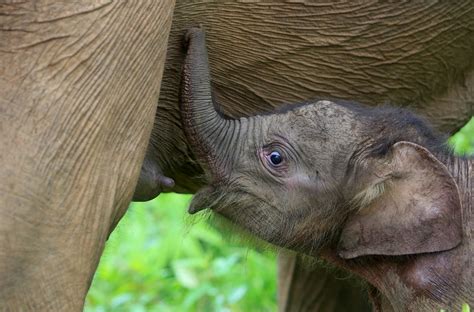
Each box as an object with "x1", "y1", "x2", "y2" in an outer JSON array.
[{"x1": 287, "y1": 174, "x2": 325, "y2": 194}]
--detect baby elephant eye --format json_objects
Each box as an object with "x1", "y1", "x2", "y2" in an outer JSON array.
[{"x1": 269, "y1": 151, "x2": 283, "y2": 165}]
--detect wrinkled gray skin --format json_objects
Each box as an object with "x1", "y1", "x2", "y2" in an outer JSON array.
[{"x1": 181, "y1": 28, "x2": 473, "y2": 311}]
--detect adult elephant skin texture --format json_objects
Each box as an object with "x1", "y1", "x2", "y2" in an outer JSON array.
[
  {"x1": 0, "y1": 1, "x2": 174, "y2": 310},
  {"x1": 180, "y1": 28, "x2": 473, "y2": 312}
]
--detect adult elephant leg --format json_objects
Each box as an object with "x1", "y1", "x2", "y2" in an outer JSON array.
[
  {"x1": 415, "y1": 69, "x2": 474, "y2": 133},
  {"x1": 0, "y1": 1, "x2": 174, "y2": 310},
  {"x1": 278, "y1": 253, "x2": 371, "y2": 312}
]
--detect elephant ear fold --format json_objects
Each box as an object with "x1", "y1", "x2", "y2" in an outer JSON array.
[{"x1": 337, "y1": 141, "x2": 462, "y2": 259}]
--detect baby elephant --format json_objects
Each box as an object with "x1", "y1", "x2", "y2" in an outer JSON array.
[{"x1": 180, "y1": 28, "x2": 473, "y2": 311}]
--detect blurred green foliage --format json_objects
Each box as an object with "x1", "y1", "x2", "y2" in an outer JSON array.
[
  {"x1": 449, "y1": 117, "x2": 474, "y2": 155},
  {"x1": 85, "y1": 194, "x2": 277, "y2": 311},
  {"x1": 86, "y1": 117, "x2": 473, "y2": 311},
  {"x1": 462, "y1": 302, "x2": 471, "y2": 312}
]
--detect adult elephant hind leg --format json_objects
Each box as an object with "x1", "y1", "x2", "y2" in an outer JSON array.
[
  {"x1": 0, "y1": 1, "x2": 174, "y2": 310},
  {"x1": 278, "y1": 252, "x2": 371, "y2": 312},
  {"x1": 414, "y1": 68, "x2": 474, "y2": 134}
]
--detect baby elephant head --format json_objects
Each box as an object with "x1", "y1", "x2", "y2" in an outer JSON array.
[{"x1": 180, "y1": 28, "x2": 462, "y2": 259}]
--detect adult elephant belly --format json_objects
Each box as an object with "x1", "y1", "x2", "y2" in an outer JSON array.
[{"x1": 151, "y1": 2, "x2": 474, "y2": 311}]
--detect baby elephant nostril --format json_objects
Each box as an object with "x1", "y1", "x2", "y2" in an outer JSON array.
[{"x1": 270, "y1": 151, "x2": 282, "y2": 165}]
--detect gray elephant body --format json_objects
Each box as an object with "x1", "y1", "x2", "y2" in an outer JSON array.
[{"x1": 180, "y1": 28, "x2": 473, "y2": 311}]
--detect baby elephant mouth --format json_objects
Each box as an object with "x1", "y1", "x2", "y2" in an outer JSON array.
[
  {"x1": 188, "y1": 204, "x2": 206, "y2": 214},
  {"x1": 188, "y1": 197, "x2": 210, "y2": 215},
  {"x1": 187, "y1": 185, "x2": 221, "y2": 214}
]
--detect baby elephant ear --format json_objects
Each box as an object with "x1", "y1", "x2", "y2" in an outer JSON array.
[{"x1": 338, "y1": 141, "x2": 462, "y2": 259}]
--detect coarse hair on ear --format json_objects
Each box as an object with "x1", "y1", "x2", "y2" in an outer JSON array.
[{"x1": 338, "y1": 141, "x2": 462, "y2": 259}]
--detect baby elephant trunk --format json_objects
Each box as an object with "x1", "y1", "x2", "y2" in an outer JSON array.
[{"x1": 180, "y1": 28, "x2": 239, "y2": 183}]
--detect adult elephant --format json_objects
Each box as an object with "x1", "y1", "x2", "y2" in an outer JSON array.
[{"x1": 1, "y1": 1, "x2": 473, "y2": 311}]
